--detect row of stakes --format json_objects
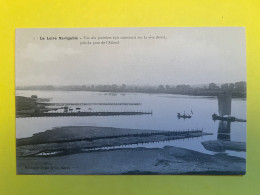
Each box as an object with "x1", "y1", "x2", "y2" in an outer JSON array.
[
  {"x1": 45, "y1": 103, "x2": 142, "y2": 106},
  {"x1": 36, "y1": 135, "x2": 204, "y2": 156},
  {"x1": 27, "y1": 110, "x2": 153, "y2": 118},
  {"x1": 83, "y1": 135, "x2": 203, "y2": 151},
  {"x1": 21, "y1": 129, "x2": 203, "y2": 146},
  {"x1": 55, "y1": 129, "x2": 203, "y2": 142}
]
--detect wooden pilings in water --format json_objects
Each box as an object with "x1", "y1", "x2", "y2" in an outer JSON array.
[
  {"x1": 17, "y1": 128, "x2": 204, "y2": 146},
  {"x1": 25, "y1": 111, "x2": 153, "y2": 118},
  {"x1": 44, "y1": 102, "x2": 142, "y2": 106}
]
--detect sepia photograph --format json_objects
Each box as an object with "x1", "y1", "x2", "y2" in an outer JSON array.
[{"x1": 15, "y1": 27, "x2": 246, "y2": 175}]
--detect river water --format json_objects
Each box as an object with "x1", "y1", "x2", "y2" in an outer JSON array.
[{"x1": 16, "y1": 90, "x2": 246, "y2": 158}]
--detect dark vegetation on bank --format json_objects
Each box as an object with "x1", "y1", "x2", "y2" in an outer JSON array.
[
  {"x1": 16, "y1": 96, "x2": 46, "y2": 111},
  {"x1": 16, "y1": 96, "x2": 53, "y2": 117},
  {"x1": 16, "y1": 81, "x2": 247, "y2": 98}
]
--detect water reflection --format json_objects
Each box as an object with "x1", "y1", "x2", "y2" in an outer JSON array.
[
  {"x1": 217, "y1": 121, "x2": 231, "y2": 141},
  {"x1": 16, "y1": 90, "x2": 246, "y2": 158},
  {"x1": 201, "y1": 92, "x2": 246, "y2": 158}
]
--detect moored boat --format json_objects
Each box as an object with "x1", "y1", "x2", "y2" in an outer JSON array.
[{"x1": 212, "y1": 113, "x2": 236, "y2": 122}]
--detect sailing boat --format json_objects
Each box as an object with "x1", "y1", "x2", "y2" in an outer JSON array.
[
  {"x1": 177, "y1": 111, "x2": 192, "y2": 119},
  {"x1": 212, "y1": 92, "x2": 236, "y2": 121}
]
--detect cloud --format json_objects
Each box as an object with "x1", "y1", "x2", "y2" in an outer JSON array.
[{"x1": 20, "y1": 43, "x2": 81, "y2": 62}]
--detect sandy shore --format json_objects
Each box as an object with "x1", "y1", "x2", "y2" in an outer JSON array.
[
  {"x1": 16, "y1": 126, "x2": 245, "y2": 175},
  {"x1": 202, "y1": 140, "x2": 246, "y2": 152},
  {"x1": 17, "y1": 146, "x2": 245, "y2": 175}
]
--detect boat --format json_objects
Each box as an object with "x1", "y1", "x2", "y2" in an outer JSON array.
[
  {"x1": 177, "y1": 113, "x2": 191, "y2": 119},
  {"x1": 212, "y1": 113, "x2": 236, "y2": 122},
  {"x1": 212, "y1": 92, "x2": 235, "y2": 122}
]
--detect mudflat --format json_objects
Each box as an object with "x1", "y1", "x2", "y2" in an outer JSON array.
[
  {"x1": 16, "y1": 126, "x2": 245, "y2": 175},
  {"x1": 16, "y1": 126, "x2": 210, "y2": 156},
  {"x1": 17, "y1": 146, "x2": 245, "y2": 175}
]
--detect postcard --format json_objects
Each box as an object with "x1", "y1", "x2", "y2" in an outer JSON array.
[{"x1": 15, "y1": 27, "x2": 246, "y2": 175}]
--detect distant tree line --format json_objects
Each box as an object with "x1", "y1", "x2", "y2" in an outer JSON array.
[{"x1": 16, "y1": 81, "x2": 246, "y2": 98}]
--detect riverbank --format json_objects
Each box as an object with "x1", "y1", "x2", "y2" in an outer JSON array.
[
  {"x1": 16, "y1": 81, "x2": 247, "y2": 98},
  {"x1": 16, "y1": 126, "x2": 210, "y2": 156},
  {"x1": 16, "y1": 96, "x2": 151, "y2": 118},
  {"x1": 19, "y1": 111, "x2": 152, "y2": 118},
  {"x1": 16, "y1": 145, "x2": 246, "y2": 175},
  {"x1": 16, "y1": 126, "x2": 245, "y2": 175},
  {"x1": 16, "y1": 96, "x2": 53, "y2": 117},
  {"x1": 202, "y1": 140, "x2": 246, "y2": 152}
]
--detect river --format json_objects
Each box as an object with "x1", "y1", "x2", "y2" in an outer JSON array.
[{"x1": 16, "y1": 90, "x2": 246, "y2": 159}]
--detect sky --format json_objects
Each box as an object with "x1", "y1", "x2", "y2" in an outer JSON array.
[{"x1": 15, "y1": 27, "x2": 246, "y2": 86}]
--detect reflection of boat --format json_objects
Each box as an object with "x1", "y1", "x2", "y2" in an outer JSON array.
[
  {"x1": 177, "y1": 113, "x2": 191, "y2": 119},
  {"x1": 202, "y1": 120, "x2": 246, "y2": 153},
  {"x1": 202, "y1": 92, "x2": 246, "y2": 155},
  {"x1": 217, "y1": 121, "x2": 231, "y2": 141},
  {"x1": 212, "y1": 92, "x2": 246, "y2": 122}
]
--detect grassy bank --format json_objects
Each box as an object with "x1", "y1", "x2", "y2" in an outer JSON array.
[{"x1": 16, "y1": 96, "x2": 52, "y2": 117}]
